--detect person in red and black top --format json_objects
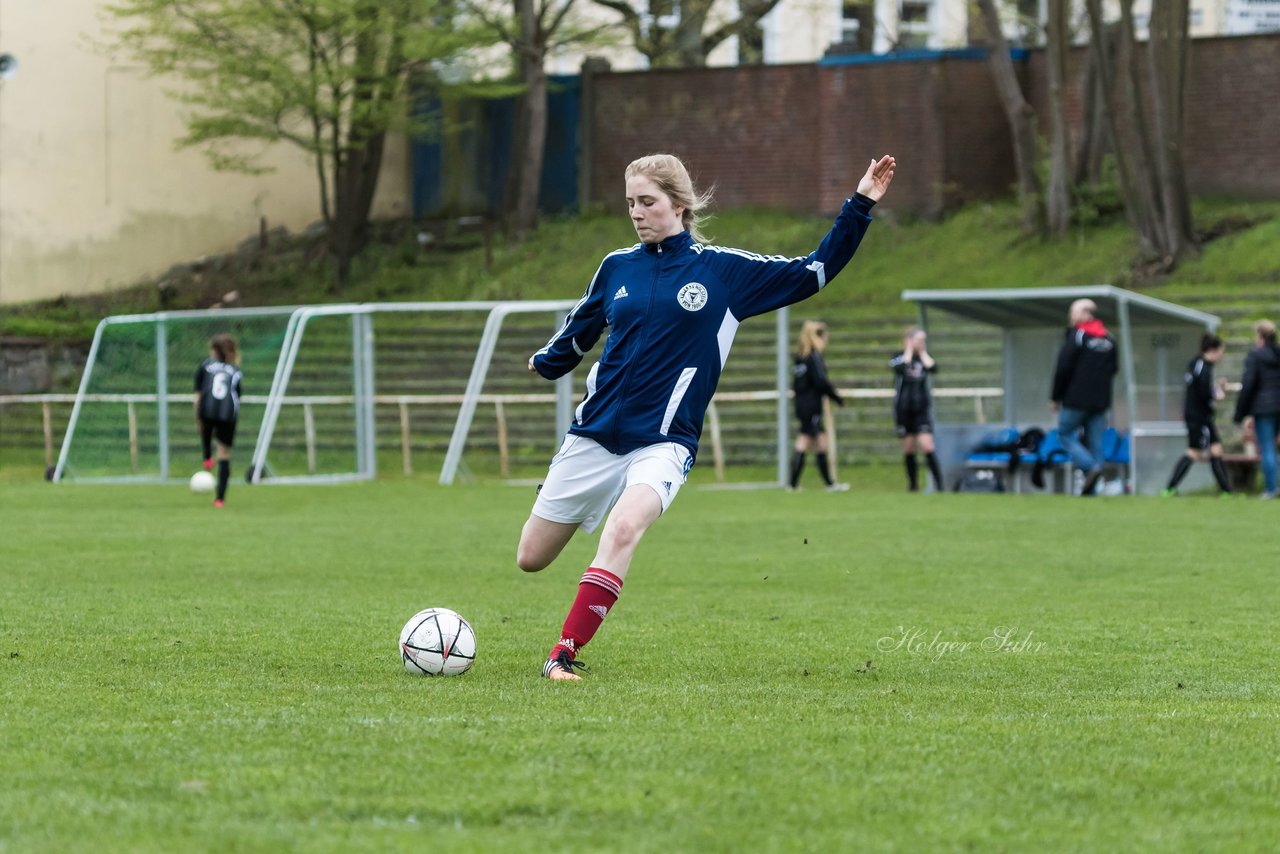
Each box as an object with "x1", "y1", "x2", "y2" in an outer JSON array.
[
  {"x1": 1051, "y1": 299, "x2": 1118, "y2": 496},
  {"x1": 891, "y1": 327, "x2": 943, "y2": 492},
  {"x1": 194, "y1": 333, "x2": 242, "y2": 508},
  {"x1": 789, "y1": 320, "x2": 848, "y2": 491},
  {"x1": 1163, "y1": 334, "x2": 1232, "y2": 496}
]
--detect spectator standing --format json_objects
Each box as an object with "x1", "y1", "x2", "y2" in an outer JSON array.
[
  {"x1": 1051, "y1": 299, "x2": 1118, "y2": 496},
  {"x1": 1233, "y1": 319, "x2": 1280, "y2": 499}
]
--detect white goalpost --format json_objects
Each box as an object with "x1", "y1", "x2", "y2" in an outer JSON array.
[
  {"x1": 248, "y1": 301, "x2": 580, "y2": 484},
  {"x1": 52, "y1": 306, "x2": 302, "y2": 483},
  {"x1": 54, "y1": 301, "x2": 798, "y2": 486}
]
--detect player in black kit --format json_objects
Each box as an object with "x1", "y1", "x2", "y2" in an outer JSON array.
[
  {"x1": 789, "y1": 320, "x2": 848, "y2": 491},
  {"x1": 892, "y1": 327, "x2": 943, "y2": 492},
  {"x1": 1162, "y1": 334, "x2": 1233, "y2": 496},
  {"x1": 194, "y1": 333, "x2": 243, "y2": 507}
]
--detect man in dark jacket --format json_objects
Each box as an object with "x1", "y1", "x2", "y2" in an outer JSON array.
[
  {"x1": 1051, "y1": 299, "x2": 1118, "y2": 495},
  {"x1": 1233, "y1": 319, "x2": 1280, "y2": 498}
]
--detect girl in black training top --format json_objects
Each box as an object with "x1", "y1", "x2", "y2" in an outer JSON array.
[
  {"x1": 1163, "y1": 334, "x2": 1232, "y2": 496},
  {"x1": 892, "y1": 326, "x2": 943, "y2": 492},
  {"x1": 789, "y1": 320, "x2": 848, "y2": 491},
  {"x1": 194, "y1": 333, "x2": 243, "y2": 508}
]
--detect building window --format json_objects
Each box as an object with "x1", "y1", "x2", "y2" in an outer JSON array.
[
  {"x1": 897, "y1": 0, "x2": 933, "y2": 48},
  {"x1": 840, "y1": 0, "x2": 861, "y2": 43}
]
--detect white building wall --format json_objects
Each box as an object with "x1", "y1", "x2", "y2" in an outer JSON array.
[{"x1": 0, "y1": 0, "x2": 410, "y2": 305}]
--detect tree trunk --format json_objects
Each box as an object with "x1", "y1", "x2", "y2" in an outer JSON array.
[
  {"x1": 331, "y1": 137, "x2": 384, "y2": 289},
  {"x1": 513, "y1": 55, "x2": 548, "y2": 240},
  {"x1": 976, "y1": 0, "x2": 1043, "y2": 236},
  {"x1": 502, "y1": 0, "x2": 548, "y2": 241},
  {"x1": 1085, "y1": 0, "x2": 1157, "y2": 258},
  {"x1": 675, "y1": 6, "x2": 712, "y2": 67},
  {"x1": 1073, "y1": 29, "x2": 1108, "y2": 185},
  {"x1": 1044, "y1": 0, "x2": 1072, "y2": 236},
  {"x1": 328, "y1": 3, "x2": 397, "y2": 288},
  {"x1": 1147, "y1": 0, "x2": 1196, "y2": 259},
  {"x1": 1116, "y1": 0, "x2": 1169, "y2": 259}
]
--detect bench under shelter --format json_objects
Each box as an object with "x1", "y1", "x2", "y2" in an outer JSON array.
[{"x1": 900, "y1": 286, "x2": 1221, "y2": 496}]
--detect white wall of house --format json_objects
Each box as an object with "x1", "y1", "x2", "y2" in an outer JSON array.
[{"x1": 0, "y1": 0, "x2": 411, "y2": 305}]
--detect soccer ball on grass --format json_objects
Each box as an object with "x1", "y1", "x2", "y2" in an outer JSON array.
[
  {"x1": 399, "y1": 608, "x2": 476, "y2": 676},
  {"x1": 189, "y1": 470, "x2": 216, "y2": 493}
]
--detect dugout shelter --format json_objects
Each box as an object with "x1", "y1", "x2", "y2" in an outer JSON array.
[{"x1": 901, "y1": 286, "x2": 1221, "y2": 496}]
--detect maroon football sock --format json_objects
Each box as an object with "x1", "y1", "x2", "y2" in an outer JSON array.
[{"x1": 549, "y1": 568, "x2": 623, "y2": 660}]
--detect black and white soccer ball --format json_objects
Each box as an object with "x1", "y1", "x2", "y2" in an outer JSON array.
[{"x1": 399, "y1": 608, "x2": 476, "y2": 676}]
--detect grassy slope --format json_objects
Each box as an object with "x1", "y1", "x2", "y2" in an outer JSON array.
[
  {"x1": 4, "y1": 197, "x2": 1279, "y2": 342},
  {"x1": 1, "y1": 476, "x2": 1277, "y2": 851}
]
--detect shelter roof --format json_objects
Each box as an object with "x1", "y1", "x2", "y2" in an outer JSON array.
[{"x1": 901, "y1": 285, "x2": 1220, "y2": 330}]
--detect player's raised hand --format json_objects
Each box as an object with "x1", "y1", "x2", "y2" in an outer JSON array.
[{"x1": 857, "y1": 155, "x2": 896, "y2": 202}]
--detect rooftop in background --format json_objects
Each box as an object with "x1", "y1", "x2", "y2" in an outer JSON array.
[{"x1": 901, "y1": 285, "x2": 1222, "y2": 330}]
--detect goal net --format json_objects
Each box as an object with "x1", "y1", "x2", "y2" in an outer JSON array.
[
  {"x1": 56, "y1": 301, "x2": 798, "y2": 485},
  {"x1": 53, "y1": 307, "x2": 298, "y2": 483},
  {"x1": 249, "y1": 301, "x2": 582, "y2": 484}
]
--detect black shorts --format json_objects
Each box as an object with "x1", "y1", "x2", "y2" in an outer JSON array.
[
  {"x1": 202, "y1": 419, "x2": 237, "y2": 448},
  {"x1": 1186, "y1": 420, "x2": 1219, "y2": 450},
  {"x1": 895, "y1": 410, "x2": 933, "y2": 438},
  {"x1": 796, "y1": 406, "x2": 824, "y2": 437}
]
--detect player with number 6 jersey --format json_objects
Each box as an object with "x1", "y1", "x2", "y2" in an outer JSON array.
[
  {"x1": 194, "y1": 333, "x2": 242, "y2": 508},
  {"x1": 517, "y1": 152, "x2": 897, "y2": 680}
]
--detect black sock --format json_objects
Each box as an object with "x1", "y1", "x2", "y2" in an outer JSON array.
[
  {"x1": 904, "y1": 454, "x2": 919, "y2": 491},
  {"x1": 815, "y1": 453, "x2": 834, "y2": 486},
  {"x1": 201, "y1": 427, "x2": 213, "y2": 461},
  {"x1": 925, "y1": 452, "x2": 944, "y2": 491},
  {"x1": 1167, "y1": 456, "x2": 1193, "y2": 490},
  {"x1": 1210, "y1": 456, "x2": 1232, "y2": 492},
  {"x1": 789, "y1": 452, "x2": 806, "y2": 488},
  {"x1": 217, "y1": 460, "x2": 230, "y2": 501}
]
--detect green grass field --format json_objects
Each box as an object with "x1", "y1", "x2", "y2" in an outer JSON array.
[{"x1": 2, "y1": 472, "x2": 1277, "y2": 852}]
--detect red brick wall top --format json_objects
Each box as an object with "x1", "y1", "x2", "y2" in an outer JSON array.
[{"x1": 588, "y1": 33, "x2": 1280, "y2": 217}]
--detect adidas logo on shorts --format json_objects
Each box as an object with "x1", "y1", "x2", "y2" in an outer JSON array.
[{"x1": 662, "y1": 481, "x2": 672, "y2": 494}]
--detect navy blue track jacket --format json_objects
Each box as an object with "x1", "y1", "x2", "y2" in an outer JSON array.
[{"x1": 533, "y1": 193, "x2": 877, "y2": 462}]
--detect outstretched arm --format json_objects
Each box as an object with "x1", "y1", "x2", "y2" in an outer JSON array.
[{"x1": 723, "y1": 155, "x2": 897, "y2": 320}]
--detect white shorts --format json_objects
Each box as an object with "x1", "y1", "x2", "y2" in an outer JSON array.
[{"x1": 532, "y1": 435, "x2": 693, "y2": 533}]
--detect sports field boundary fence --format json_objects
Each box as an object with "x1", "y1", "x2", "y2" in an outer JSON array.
[{"x1": 11, "y1": 385, "x2": 1009, "y2": 482}]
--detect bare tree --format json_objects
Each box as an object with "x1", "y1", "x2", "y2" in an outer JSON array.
[
  {"x1": 1073, "y1": 23, "x2": 1111, "y2": 185},
  {"x1": 590, "y1": 0, "x2": 784, "y2": 67},
  {"x1": 975, "y1": 0, "x2": 1043, "y2": 236},
  {"x1": 1084, "y1": 0, "x2": 1196, "y2": 267},
  {"x1": 1146, "y1": 0, "x2": 1196, "y2": 256},
  {"x1": 1044, "y1": 0, "x2": 1072, "y2": 236}
]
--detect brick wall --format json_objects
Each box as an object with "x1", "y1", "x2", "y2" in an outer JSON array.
[{"x1": 587, "y1": 33, "x2": 1280, "y2": 217}]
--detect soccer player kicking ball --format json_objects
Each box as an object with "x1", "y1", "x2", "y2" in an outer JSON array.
[
  {"x1": 517, "y1": 152, "x2": 896, "y2": 680},
  {"x1": 194, "y1": 334, "x2": 243, "y2": 508}
]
